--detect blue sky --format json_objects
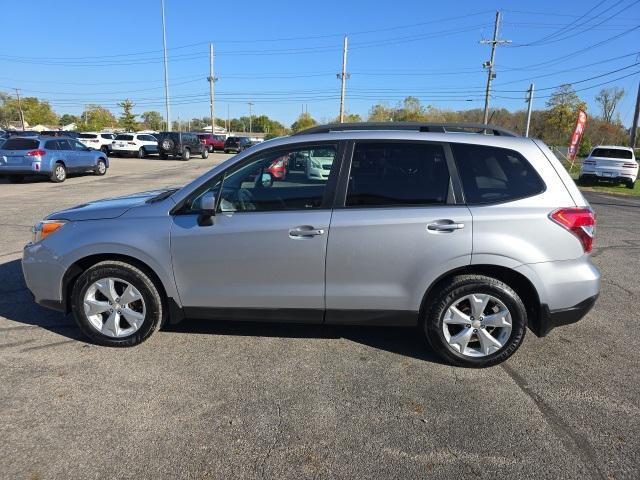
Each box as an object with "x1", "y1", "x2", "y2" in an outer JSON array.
[{"x1": 1, "y1": 0, "x2": 639, "y2": 127}]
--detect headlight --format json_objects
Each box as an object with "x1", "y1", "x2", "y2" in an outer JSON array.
[{"x1": 32, "y1": 220, "x2": 67, "y2": 243}]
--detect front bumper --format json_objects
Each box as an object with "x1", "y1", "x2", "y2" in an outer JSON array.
[
  {"x1": 535, "y1": 295, "x2": 598, "y2": 337},
  {"x1": 22, "y1": 242, "x2": 67, "y2": 310}
]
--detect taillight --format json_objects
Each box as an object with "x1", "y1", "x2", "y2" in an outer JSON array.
[
  {"x1": 622, "y1": 163, "x2": 638, "y2": 168},
  {"x1": 26, "y1": 149, "x2": 47, "y2": 157},
  {"x1": 127, "y1": 141, "x2": 136, "y2": 145},
  {"x1": 549, "y1": 207, "x2": 595, "y2": 253}
]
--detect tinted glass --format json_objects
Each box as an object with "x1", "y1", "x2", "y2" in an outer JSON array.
[
  {"x1": 187, "y1": 145, "x2": 338, "y2": 213},
  {"x1": 57, "y1": 139, "x2": 72, "y2": 150},
  {"x1": 44, "y1": 140, "x2": 58, "y2": 150},
  {"x1": 115, "y1": 134, "x2": 134, "y2": 141},
  {"x1": 101, "y1": 134, "x2": 115, "y2": 139},
  {"x1": 2, "y1": 138, "x2": 39, "y2": 150},
  {"x1": 79, "y1": 133, "x2": 97, "y2": 139},
  {"x1": 591, "y1": 148, "x2": 632, "y2": 159},
  {"x1": 346, "y1": 142, "x2": 450, "y2": 207},
  {"x1": 70, "y1": 140, "x2": 87, "y2": 150},
  {"x1": 451, "y1": 143, "x2": 545, "y2": 204}
]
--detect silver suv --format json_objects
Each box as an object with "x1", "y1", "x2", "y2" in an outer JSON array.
[{"x1": 22, "y1": 123, "x2": 600, "y2": 367}]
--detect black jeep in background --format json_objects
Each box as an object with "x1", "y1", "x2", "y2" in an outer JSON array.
[{"x1": 157, "y1": 132, "x2": 209, "y2": 160}]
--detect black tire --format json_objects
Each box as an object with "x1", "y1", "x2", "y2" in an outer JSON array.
[
  {"x1": 626, "y1": 180, "x2": 636, "y2": 189},
  {"x1": 50, "y1": 162, "x2": 66, "y2": 183},
  {"x1": 423, "y1": 274, "x2": 527, "y2": 368},
  {"x1": 70, "y1": 261, "x2": 164, "y2": 347},
  {"x1": 182, "y1": 148, "x2": 191, "y2": 161},
  {"x1": 137, "y1": 147, "x2": 146, "y2": 159},
  {"x1": 201, "y1": 147, "x2": 209, "y2": 159},
  {"x1": 101, "y1": 146, "x2": 109, "y2": 155},
  {"x1": 94, "y1": 159, "x2": 107, "y2": 176},
  {"x1": 8, "y1": 175, "x2": 25, "y2": 183},
  {"x1": 224, "y1": 149, "x2": 229, "y2": 154},
  {"x1": 159, "y1": 153, "x2": 168, "y2": 159}
]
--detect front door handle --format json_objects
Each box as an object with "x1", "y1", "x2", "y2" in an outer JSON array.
[
  {"x1": 427, "y1": 220, "x2": 465, "y2": 232},
  {"x1": 289, "y1": 225, "x2": 325, "y2": 238}
]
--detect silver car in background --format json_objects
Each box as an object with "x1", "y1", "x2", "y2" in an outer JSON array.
[{"x1": 22, "y1": 123, "x2": 600, "y2": 367}]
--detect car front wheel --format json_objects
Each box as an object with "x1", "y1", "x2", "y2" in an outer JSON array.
[
  {"x1": 201, "y1": 147, "x2": 209, "y2": 159},
  {"x1": 95, "y1": 159, "x2": 107, "y2": 176},
  {"x1": 423, "y1": 275, "x2": 527, "y2": 368},
  {"x1": 182, "y1": 148, "x2": 191, "y2": 160},
  {"x1": 71, "y1": 261, "x2": 164, "y2": 347}
]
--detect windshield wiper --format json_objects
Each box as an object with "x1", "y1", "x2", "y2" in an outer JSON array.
[{"x1": 146, "y1": 188, "x2": 179, "y2": 204}]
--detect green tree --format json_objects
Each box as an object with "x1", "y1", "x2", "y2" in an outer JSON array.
[
  {"x1": 141, "y1": 111, "x2": 164, "y2": 131},
  {"x1": 0, "y1": 96, "x2": 58, "y2": 126},
  {"x1": 118, "y1": 99, "x2": 137, "y2": 131},
  {"x1": 333, "y1": 112, "x2": 362, "y2": 123},
  {"x1": 59, "y1": 113, "x2": 80, "y2": 127},
  {"x1": 78, "y1": 105, "x2": 116, "y2": 131},
  {"x1": 290, "y1": 112, "x2": 317, "y2": 133},
  {"x1": 543, "y1": 85, "x2": 587, "y2": 146}
]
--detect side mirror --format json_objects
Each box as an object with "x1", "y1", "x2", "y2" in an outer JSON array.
[
  {"x1": 197, "y1": 191, "x2": 216, "y2": 226},
  {"x1": 261, "y1": 173, "x2": 273, "y2": 188}
]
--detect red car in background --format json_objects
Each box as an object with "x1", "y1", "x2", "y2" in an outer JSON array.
[
  {"x1": 197, "y1": 134, "x2": 226, "y2": 152},
  {"x1": 267, "y1": 154, "x2": 288, "y2": 180}
]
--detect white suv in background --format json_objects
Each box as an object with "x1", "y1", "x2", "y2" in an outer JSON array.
[
  {"x1": 579, "y1": 145, "x2": 638, "y2": 189},
  {"x1": 78, "y1": 132, "x2": 116, "y2": 155},
  {"x1": 111, "y1": 133, "x2": 158, "y2": 158},
  {"x1": 305, "y1": 148, "x2": 335, "y2": 180}
]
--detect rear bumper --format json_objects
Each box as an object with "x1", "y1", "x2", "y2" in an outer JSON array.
[
  {"x1": 580, "y1": 168, "x2": 637, "y2": 182},
  {"x1": 535, "y1": 295, "x2": 598, "y2": 337},
  {"x1": 0, "y1": 164, "x2": 45, "y2": 175}
]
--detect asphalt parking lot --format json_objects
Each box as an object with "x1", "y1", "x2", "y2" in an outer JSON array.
[{"x1": 1, "y1": 155, "x2": 639, "y2": 479}]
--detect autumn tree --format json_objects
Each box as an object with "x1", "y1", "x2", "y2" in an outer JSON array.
[
  {"x1": 78, "y1": 105, "x2": 116, "y2": 131},
  {"x1": 595, "y1": 87, "x2": 624, "y2": 123},
  {"x1": 543, "y1": 85, "x2": 587, "y2": 146},
  {"x1": 290, "y1": 112, "x2": 317, "y2": 132}
]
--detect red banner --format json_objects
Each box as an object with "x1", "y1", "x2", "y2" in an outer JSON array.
[{"x1": 568, "y1": 109, "x2": 588, "y2": 161}]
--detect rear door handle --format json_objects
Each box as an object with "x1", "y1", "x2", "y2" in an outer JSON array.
[
  {"x1": 289, "y1": 225, "x2": 325, "y2": 238},
  {"x1": 427, "y1": 220, "x2": 465, "y2": 232}
]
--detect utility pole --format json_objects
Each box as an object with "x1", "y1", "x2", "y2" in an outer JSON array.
[
  {"x1": 15, "y1": 89, "x2": 25, "y2": 131},
  {"x1": 630, "y1": 81, "x2": 640, "y2": 148},
  {"x1": 227, "y1": 104, "x2": 230, "y2": 133},
  {"x1": 248, "y1": 101, "x2": 254, "y2": 133},
  {"x1": 208, "y1": 44, "x2": 218, "y2": 134},
  {"x1": 525, "y1": 83, "x2": 535, "y2": 138},
  {"x1": 481, "y1": 11, "x2": 511, "y2": 125},
  {"x1": 160, "y1": 0, "x2": 171, "y2": 131},
  {"x1": 337, "y1": 35, "x2": 350, "y2": 123}
]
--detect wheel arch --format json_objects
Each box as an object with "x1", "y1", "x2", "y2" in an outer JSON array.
[
  {"x1": 62, "y1": 253, "x2": 180, "y2": 324},
  {"x1": 419, "y1": 264, "x2": 542, "y2": 336}
]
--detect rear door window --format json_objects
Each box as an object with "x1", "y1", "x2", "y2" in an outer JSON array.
[
  {"x1": 115, "y1": 134, "x2": 134, "y2": 141},
  {"x1": 2, "y1": 138, "x2": 40, "y2": 150},
  {"x1": 451, "y1": 143, "x2": 545, "y2": 204},
  {"x1": 346, "y1": 142, "x2": 450, "y2": 207},
  {"x1": 44, "y1": 140, "x2": 59, "y2": 150}
]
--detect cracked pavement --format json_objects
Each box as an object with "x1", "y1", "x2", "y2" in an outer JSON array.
[{"x1": 1, "y1": 156, "x2": 639, "y2": 479}]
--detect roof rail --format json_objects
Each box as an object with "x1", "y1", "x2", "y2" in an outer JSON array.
[{"x1": 294, "y1": 122, "x2": 519, "y2": 137}]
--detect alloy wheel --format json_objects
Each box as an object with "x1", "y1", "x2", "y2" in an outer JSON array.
[
  {"x1": 441, "y1": 293, "x2": 512, "y2": 357},
  {"x1": 83, "y1": 277, "x2": 146, "y2": 338}
]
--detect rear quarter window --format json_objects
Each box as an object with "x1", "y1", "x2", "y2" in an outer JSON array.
[
  {"x1": 451, "y1": 143, "x2": 545, "y2": 204},
  {"x1": 2, "y1": 138, "x2": 40, "y2": 150},
  {"x1": 590, "y1": 148, "x2": 632, "y2": 159}
]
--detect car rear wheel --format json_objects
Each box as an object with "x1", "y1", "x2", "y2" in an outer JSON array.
[
  {"x1": 182, "y1": 148, "x2": 191, "y2": 161},
  {"x1": 50, "y1": 162, "x2": 67, "y2": 183},
  {"x1": 423, "y1": 275, "x2": 527, "y2": 368},
  {"x1": 137, "y1": 147, "x2": 146, "y2": 159},
  {"x1": 100, "y1": 146, "x2": 109, "y2": 154},
  {"x1": 95, "y1": 159, "x2": 107, "y2": 176},
  {"x1": 201, "y1": 147, "x2": 209, "y2": 159},
  {"x1": 626, "y1": 180, "x2": 636, "y2": 189},
  {"x1": 71, "y1": 261, "x2": 164, "y2": 347}
]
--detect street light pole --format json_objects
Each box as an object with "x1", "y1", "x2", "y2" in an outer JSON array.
[
  {"x1": 248, "y1": 101, "x2": 254, "y2": 134},
  {"x1": 160, "y1": 0, "x2": 171, "y2": 131}
]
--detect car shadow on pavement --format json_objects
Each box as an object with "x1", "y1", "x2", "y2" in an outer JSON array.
[
  {"x1": 166, "y1": 319, "x2": 446, "y2": 365},
  {"x1": 1, "y1": 257, "x2": 443, "y2": 363},
  {"x1": 0, "y1": 259, "x2": 84, "y2": 340}
]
